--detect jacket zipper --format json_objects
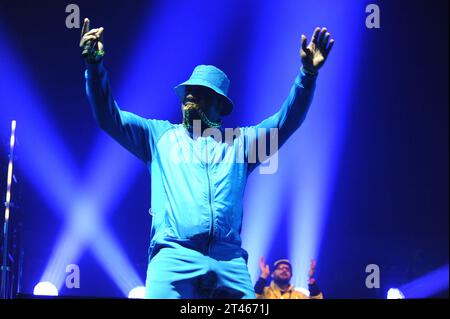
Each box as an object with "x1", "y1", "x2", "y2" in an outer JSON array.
[{"x1": 205, "y1": 137, "x2": 214, "y2": 254}]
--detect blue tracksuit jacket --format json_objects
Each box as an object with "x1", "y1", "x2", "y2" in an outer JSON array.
[{"x1": 85, "y1": 61, "x2": 316, "y2": 262}]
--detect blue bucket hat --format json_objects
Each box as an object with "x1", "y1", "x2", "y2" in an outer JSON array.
[{"x1": 174, "y1": 65, "x2": 234, "y2": 116}]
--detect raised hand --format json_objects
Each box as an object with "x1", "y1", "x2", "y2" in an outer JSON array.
[
  {"x1": 307, "y1": 258, "x2": 317, "y2": 278},
  {"x1": 259, "y1": 256, "x2": 270, "y2": 279},
  {"x1": 79, "y1": 18, "x2": 105, "y2": 63},
  {"x1": 300, "y1": 27, "x2": 334, "y2": 74}
]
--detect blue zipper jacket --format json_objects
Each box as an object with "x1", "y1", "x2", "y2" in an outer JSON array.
[{"x1": 85, "y1": 62, "x2": 317, "y2": 260}]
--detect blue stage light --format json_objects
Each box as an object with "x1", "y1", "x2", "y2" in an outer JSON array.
[
  {"x1": 33, "y1": 282, "x2": 58, "y2": 296},
  {"x1": 387, "y1": 288, "x2": 405, "y2": 299},
  {"x1": 128, "y1": 286, "x2": 146, "y2": 299}
]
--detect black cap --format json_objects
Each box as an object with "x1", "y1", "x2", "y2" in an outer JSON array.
[{"x1": 273, "y1": 259, "x2": 292, "y2": 271}]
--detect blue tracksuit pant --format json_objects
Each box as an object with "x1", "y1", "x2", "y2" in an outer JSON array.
[{"x1": 145, "y1": 239, "x2": 255, "y2": 298}]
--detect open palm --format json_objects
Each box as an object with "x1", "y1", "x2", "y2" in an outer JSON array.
[
  {"x1": 259, "y1": 256, "x2": 270, "y2": 279},
  {"x1": 301, "y1": 27, "x2": 334, "y2": 74}
]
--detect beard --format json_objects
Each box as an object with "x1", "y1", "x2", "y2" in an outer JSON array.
[
  {"x1": 182, "y1": 102, "x2": 201, "y2": 129},
  {"x1": 182, "y1": 102, "x2": 221, "y2": 129},
  {"x1": 273, "y1": 275, "x2": 291, "y2": 286},
  {"x1": 183, "y1": 101, "x2": 201, "y2": 112}
]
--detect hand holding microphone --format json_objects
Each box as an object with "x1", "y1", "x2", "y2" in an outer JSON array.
[{"x1": 79, "y1": 18, "x2": 105, "y2": 63}]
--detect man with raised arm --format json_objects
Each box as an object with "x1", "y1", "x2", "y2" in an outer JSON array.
[
  {"x1": 80, "y1": 17, "x2": 333, "y2": 299},
  {"x1": 255, "y1": 257, "x2": 323, "y2": 299}
]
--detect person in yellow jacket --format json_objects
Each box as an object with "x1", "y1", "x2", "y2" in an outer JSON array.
[{"x1": 254, "y1": 257, "x2": 323, "y2": 299}]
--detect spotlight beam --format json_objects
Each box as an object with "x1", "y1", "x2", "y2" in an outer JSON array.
[
  {"x1": 399, "y1": 264, "x2": 449, "y2": 298},
  {"x1": 0, "y1": 30, "x2": 81, "y2": 216},
  {"x1": 0, "y1": 29, "x2": 142, "y2": 296},
  {"x1": 287, "y1": 0, "x2": 365, "y2": 288},
  {"x1": 238, "y1": 1, "x2": 291, "y2": 283},
  {"x1": 90, "y1": 227, "x2": 144, "y2": 295}
]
